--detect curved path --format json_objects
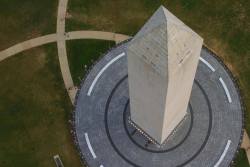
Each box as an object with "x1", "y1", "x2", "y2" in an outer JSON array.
[
  {"x1": 0, "y1": 34, "x2": 57, "y2": 62},
  {"x1": 0, "y1": 31, "x2": 129, "y2": 103},
  {"x1": 0, "y1": 0, "x2": 248, "y2": 165},
  {"x1": 56, "y1": 0, "x2": 76, "y2": 103},
  {"x1": 0, "y1": 31, "x2": 129, "y2": 63}
]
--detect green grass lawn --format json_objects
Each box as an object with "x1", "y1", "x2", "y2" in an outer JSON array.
[
  {"x1": 234, "y1": 149, "x2": 250, "y2": 167},
  {"x1": 67, "y1": 39, "x2": 115, "y2": 85},
  {"x1": 66, "y1": 0, "x2": 158, "y2": 35},
  {"x1": 0, "y1": 0, "x2": 58, "y2": 50},
  {"x1": 0, "y1": 44, "x2": 82, "y2": 167}
]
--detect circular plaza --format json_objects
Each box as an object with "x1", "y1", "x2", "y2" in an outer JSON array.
[{"x1": 74, "y1": 41, "x2": 244, "y2": 167}]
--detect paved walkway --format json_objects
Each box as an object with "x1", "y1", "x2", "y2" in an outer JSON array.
[
  {"x1": 0, "y1": 34, "x2": 57, "y2": 62},
  {"x1": 66, "y1": 31, "x2": 129, "y2": 44},
  {"x1": 241, "y1": 130, "x2": 250, "y2": 164},
  {"x1": 0, "y1": 31, "x2": 130, "y2": 63},
  {"x1": 56, "y1": 0, "x2": 76, "y2": 104}
]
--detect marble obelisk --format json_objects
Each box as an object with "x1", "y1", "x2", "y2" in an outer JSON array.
[{"x1": 127, "y1": 6, "x2": 203, "y2": 144}]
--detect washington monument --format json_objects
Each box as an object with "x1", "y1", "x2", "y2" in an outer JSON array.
[{"x1": 127, "y1": 6, "x2": 203, "y2": 144}]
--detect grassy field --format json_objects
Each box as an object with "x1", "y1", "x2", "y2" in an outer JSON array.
[
  {"x1": 0, "y1": 0, "x2": 57, "y2": 50},
  {"x1": 66, "y1": 0, "x2": 158, "y2": 34},
  {"x1": 67, "y1": 39, "x2": 115, "y2": 85},
  {"x1": 234, "y1": 149, "x2": 250, "y2": 167},
  {"x1": 0, "y1": 44, "x2": 82, "y2": 167}
]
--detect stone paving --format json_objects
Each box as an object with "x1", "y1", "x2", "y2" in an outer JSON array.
[{"x1": 74, "y1": 41, "x2": 244, "y2": 167}]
